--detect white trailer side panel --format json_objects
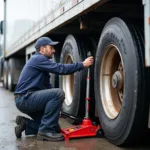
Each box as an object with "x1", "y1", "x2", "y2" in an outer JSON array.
[
  {"x1": 5, "y1": 0, "x2": 106, "y2": 57},
  {"x1": 5, "y1": 0, "x2": 64, "y2": 52}
]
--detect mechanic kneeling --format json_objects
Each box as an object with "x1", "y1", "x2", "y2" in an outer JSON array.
[{"x1": 14, "y1": 37, "x2": 94, "y2": 142}]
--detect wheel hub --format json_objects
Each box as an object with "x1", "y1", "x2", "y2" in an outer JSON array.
[{"x1": 112, "y1": 71, "x2": 123, "y2": 90}]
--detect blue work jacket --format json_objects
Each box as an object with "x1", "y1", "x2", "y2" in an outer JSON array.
[{"x1": 14, "y1": 52, "x2": 84, "y2": 95}]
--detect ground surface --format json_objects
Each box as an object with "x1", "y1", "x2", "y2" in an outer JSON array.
[{"x1": 0, "y1": 83, "x2": 150, "y2": 150}]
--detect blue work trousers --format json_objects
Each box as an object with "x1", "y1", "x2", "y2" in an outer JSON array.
[{"x1": 15, "y1": 88, "x2": 65, "y2": 135}]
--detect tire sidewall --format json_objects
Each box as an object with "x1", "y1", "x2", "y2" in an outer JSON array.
[
  {"x1": 95, "y1": 18, "x2": 139, "y2": 142},
  {"x1": 60, "y1": 35, "x2": 82, "y2": 116},
  {"x1": 3, "y1": 61, "x2": 8, "y2": 89}
]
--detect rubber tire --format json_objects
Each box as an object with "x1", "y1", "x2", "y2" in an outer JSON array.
[
  {"x1": 8, "y1": 58, "x2": 16, "y2": 91},
  {"x1": 59, "y1": 35, "x2": 86, "y2": 118},
  {"x1": 3, "y1": 60, "x2": 8, "y2": 89},
  {"x1": 94, "y1": 17, "x2": 149, "y2": 145},
  {"x1": 0, "y1": 57, "x2": 4, "y2": 82},
  {"x1": 50, "y1": 42, "x2": 62, "y2": 88},
  {"x1": 60, "y1": 35, "x2": 98, "y2": 122},
  {"x1": 8, "y1": 58, "x2": 25, "y2": 91}
]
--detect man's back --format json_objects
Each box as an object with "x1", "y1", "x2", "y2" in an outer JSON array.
[{"x1": 14, "y1": 52, "x2": 51, "y2": 94}]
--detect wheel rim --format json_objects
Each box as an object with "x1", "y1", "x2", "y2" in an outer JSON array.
[
  {"x1": 8, "y1": 71, "x2": 11, "y2": 88},
  {"x1": 62, "y1": 54, "x2": 74, "y2": 106},
  {"x1": 100, "y1": 44, "x2": 124, "y2": 119},
  {"x1": 3, "y1": 71, "x2": 7, "y2": 86}
]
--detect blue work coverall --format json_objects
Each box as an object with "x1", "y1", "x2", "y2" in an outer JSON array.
[{"x1": 14, "y1": 52, "x2": 84, "y2": 135}]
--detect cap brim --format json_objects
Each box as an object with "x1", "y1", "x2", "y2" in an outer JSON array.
[{"x1": 48, "y1": 41, "x2": 59, "y2": 46}]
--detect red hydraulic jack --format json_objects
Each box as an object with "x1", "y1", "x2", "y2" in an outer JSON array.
[{"x1": 61, "y1": 52, "x2": 103, "y2": 140}]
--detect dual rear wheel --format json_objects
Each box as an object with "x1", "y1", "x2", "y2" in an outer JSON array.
[
  {"x1": 3, "y1": 58, "x2": 25, "y2": 91},
  {"x1": 60, "y1": 18, "x2": 149, "y2": 145}
]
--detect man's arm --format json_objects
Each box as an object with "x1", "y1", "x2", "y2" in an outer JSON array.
[
  {"x1": 37, "y1": 60, "x2": 84, "y2": 75},
  {"x1": 32, "y1": 56, "x2": 94, "y2": 75}
]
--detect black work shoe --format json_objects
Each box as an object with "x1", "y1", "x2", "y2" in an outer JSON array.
[
  {"x1": 37, "y1": 132, "x2": 64, "y2": 141},
  {"x1": 15, "y1": 116, "x2": 26, "y2": 138},
  {"x1": 16, "y1": 116, "x2": 27, "y2": 125}
]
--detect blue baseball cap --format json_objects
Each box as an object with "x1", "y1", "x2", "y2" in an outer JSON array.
[{"x1": 35, "y1": 37, "x2": 59, "y2": 49}]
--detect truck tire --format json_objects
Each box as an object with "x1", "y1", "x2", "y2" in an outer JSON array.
[
  {"x1": 0, "y1": 57, "x2": 4, "y2": 82},
  {"x1": 8, "y1": 58, "x2": 15, "y2": 91},
  {"x1": 94, "y1": 17, "x2": 149, "y2": 145},
  {"x1": 50, "y1": 57, "x2": 59, "y2": 88},
  {"x1": 3, "y1": 60, "x2": 8, "y2": 89},
  {"x1": 60, "y1": 35, "x2": 97, "y2": 120},
  {"x1": 59, "y1": 35, "x2": 86, "y2": 118},
  {"x1": 8, "y1": 58, "x2": 25, "y2": 91},
  {"x1": 50, "y1": 42, "x2": 62, "y2": 88}
]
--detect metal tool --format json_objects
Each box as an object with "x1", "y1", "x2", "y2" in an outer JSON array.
[{"x1": 61, "y1": 51, "x2": 103, "y2": 140}]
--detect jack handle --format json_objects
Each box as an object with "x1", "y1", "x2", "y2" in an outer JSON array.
[
  {"x1": 85, "y1": 51, "x2": 92, "y2": 119},
  {"x1": 87, "y1": 51, "x2": 92, "y2": 58}
]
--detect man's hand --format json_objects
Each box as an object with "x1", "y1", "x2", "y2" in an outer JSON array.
[{"x1": 83, "y1": 56, "x2": 94, "y2": 67}]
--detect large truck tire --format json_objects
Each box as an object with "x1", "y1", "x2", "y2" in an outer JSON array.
[
  {"x1": 8, "y1": 58, "x2": 25, "y2": 91},
  {"x1": 0, "y1": 57, "x2": 4, "y2": 82},
  {"x1": 50, "y1": 41, "x2": 63, "y2": 88},
  {"x1": 60, "y1": 35, "x2": 97, "y2": 120},
  {"x1": 94, "y1": 17, "x2": 149, "y2": 145},
  {"x1": 50, "y1": 56, "x2": 59, "y2": 88},
  {"x1": 3, "y1": 60, "x2": 8, "y2": 89}
]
